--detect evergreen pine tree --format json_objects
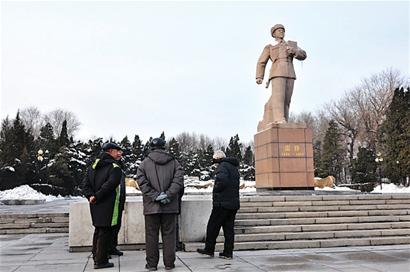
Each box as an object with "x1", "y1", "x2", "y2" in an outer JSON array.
[
  {"x1": 143, "y1": 137, "x2": 153, "y2": 158},
  {"x1": 37, "y1": 122, "x2": 57, "y2": 155},
  {"x1": 120, "y1": 136, "x2": 132, "y2": 156},
  {"x1": 318, "y1": 120, "x2": 345, "y2": 182},
  {"x1": 241, "y1": 145, "x2": 255, "y2": 180},
  {"x1": 132, "y1": 134, "x2": 144, "y2": 161},
  {"x1": 204, "y1": 144, "x2": 214, "y2": 167},
  {"x1": 83, "y1": 138, "x2": 104, "y2": 165},
  {"x1": 379, "y1": 87, "x2": 410, "y2": 185},
  {"x1": 313, "y1": 140, "x2": 322, "y2": 177},
  {"x1": 243, "y1": 146, "x2": 254, "y2": 166},
  {"x1": 168, "y1": 138, "x2": 181, "y2": 160},
  {"x1": 120, "y1": 136, "x2": 133, "y2": 175},
  {"x1": 0, "y1": 112, "x2": 35, "y2": 188},
  {"x1": 0, "y1": 117, "x2": 13, "y2": 166},
  {"x1": 46, "y1": 146, "x2": 75, "y2": 196},
  {"x1": 225, "y1": 134, "x2": 242, "y2": 162},
  {"x1": 57, "y1": 120, "x2": 70, "y2": 148},
  {"x1": 351, "y1": 147, "x2": 377, "y2": 192},
  {"x1": 160, "y1": 131, "x2": 166, "y2": 141}
]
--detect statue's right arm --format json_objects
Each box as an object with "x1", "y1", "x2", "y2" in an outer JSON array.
[{"x1": 256, "y1": 45, "x2": 270, "y2": 83}]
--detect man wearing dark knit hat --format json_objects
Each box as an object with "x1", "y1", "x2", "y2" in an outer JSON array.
[{"x1": 137, "y1": 138, "x2": 184, "y2": 271}]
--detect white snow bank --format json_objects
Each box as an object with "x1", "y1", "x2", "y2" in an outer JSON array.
[
  {"x1": 315, "y1": 185, "x2": 357, "y2": 191},
  {"x1": 372, "y1": 183, "x2": 410, "y2": 194},
  {"x1": 0, "y1": 185, "x2": 63, "y2": 202},
  {"x1": 126, "y1": 177, "x2": 257, "y2": 194},
  {"x1": 3, "y1": 166, "x2": 15, "y2": 172}
]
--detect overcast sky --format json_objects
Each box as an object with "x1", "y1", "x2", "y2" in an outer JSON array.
[{"x1": 1, "y1": 1, "x2": 409, "y2": 143}]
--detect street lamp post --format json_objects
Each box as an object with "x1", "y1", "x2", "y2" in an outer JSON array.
[
  {"x1": 375, "y1": 152, "x2": 383, "y2": 190},
  {"x1": 396, "y1": 160, "x2": 401, "y2": 185},
  {"x1": 37, "y1": 149, "x2": 44, "y2": 183}
]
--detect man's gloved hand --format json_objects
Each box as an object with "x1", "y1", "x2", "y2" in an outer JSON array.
[
  {"x1": 155, "y1": 192, "x2": 168, "y2": 202},
  {"x1": 160, "y1": 197, "x2": 171, "y2": 205}
]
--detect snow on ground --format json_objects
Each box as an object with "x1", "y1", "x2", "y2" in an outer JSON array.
[
  {"x1": 4, "y1": 181, "x2": 409, "y2": 202},
  {"x1": 372, "y1": 183, "x2": 410, "y2": 193},
  {"x1": 1, "y1": 185, "x2": 64, "y2": 202},
  {"x1": 315, "y1": 185, "x2": 357, "y2": 191}
]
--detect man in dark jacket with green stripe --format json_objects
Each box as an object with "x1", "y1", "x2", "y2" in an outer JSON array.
[
  {"x1": 83, "y1": 142, "x2": 125, "y2": 269},
  {"x1": 136, "y1": 138, "x2": 184, "y2": 271}
]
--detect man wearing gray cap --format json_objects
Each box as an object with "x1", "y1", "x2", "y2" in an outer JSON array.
[{"x1": 256, "y1": 24, "x2": 307, "y2": 128}]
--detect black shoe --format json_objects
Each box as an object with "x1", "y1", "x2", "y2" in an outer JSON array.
[
  {"x1": 109, "y1": 248, "x2": 124, "y2": 256},
  {"x1": 165, "y1": 264, "x2": 175, "y2": 270},
  {"x1": 197, "y1": 248, "x2": 214, "y2": 257},
  {"x1": 94, "y1": 262, "x2": 114, "y2": 269},
  {"x1": 219, "y1": 252, "x2": 233, "y2": 259},
  {"x1": 145, "y1": 264, "x2": 157, "y2": 271}
]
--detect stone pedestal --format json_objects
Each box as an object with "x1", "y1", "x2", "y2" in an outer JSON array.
[{"x1": 254, "y1": 123, "x2": 314, "y2": 189}]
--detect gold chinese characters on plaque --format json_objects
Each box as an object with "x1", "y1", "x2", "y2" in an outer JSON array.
[{"x1": 281, "y1": 144, "x2": 305, "y2": 157}]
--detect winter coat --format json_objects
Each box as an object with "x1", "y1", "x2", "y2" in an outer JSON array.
[
  {"x1": 212, "y1": 157, "x2": 240, "y2": 210},
  {"x1": 82, "y1": 153, "x2": 126, "y2": 227},
  {"x1": 136, "y1": 149, "x2": 184, "y2": 215}
]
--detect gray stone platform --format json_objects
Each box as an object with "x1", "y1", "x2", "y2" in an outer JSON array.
[{"x1": 1, "y1": 233, "x2": 409, "y2": 271}]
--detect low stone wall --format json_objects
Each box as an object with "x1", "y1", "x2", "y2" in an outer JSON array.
[{"x1": 69, "y1": 197, "x2": 212, "y2": 251}]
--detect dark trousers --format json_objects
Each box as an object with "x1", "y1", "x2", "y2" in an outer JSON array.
[
  {"x1": 145, "y1": 213, "x2": 177, "y2": 268},
  {"x1": 92, "y1": 226, "x2": 113, "y2": 264},
  {"x1": 175, "y1": 215, "x2": 182, "y2": 251},
  {"x1": 109, "y1": 210, "x2": 123, "y2": 252},
  {"x1": 205, "y1": 207, "x2": 237, "y2": 255}
]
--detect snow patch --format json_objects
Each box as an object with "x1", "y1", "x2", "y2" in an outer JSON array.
[
  {"x1": 372, "y1": 183, "x2": 410, "y2": 193},
  {"x1": 3, "y1": 166, "x2": 15, "y2": 172},
  {"x1": 315, "y1": 185, "x2": 357, "y2": 191},
  {"x1": 0, "y1": 185, "x2": 63, "y2": 202}
]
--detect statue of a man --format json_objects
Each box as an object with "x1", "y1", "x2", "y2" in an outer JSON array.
[{"x1": 256, "y1": 24, "x2": 306, "y2": 130}]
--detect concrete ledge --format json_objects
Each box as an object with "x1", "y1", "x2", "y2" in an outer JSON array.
[{"x1": 68, "y1": 198, "x2": 212, "y2": 250}]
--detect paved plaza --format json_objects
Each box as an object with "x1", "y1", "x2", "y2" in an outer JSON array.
[{"x1": 0, "y1": 233, "x2": 409, "y2": 272}]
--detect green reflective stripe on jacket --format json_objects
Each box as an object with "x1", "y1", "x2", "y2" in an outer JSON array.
[
  {"x1": 111, "y1": 186, "x2": 120, "y2": 226},
  {"x1": 111, "y1": 162, "x2": 121, "y2": 226},
  {"x1": 92, "y1": 159, "x2": 100, "y2": 169}
]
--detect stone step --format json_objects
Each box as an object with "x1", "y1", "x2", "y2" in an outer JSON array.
[
  {"x1": 235, "y1": 221, "x2": 410, "y2": 234},
  {"x1": 184, "y1": 236, "x2": 410, "y2": 252},
  {"x1": 0, "y1": 213, "x2": 69, "y2": 219},
  {"x1": 0, "y1": 227, "x2": 69, "y2": 234},
  {"x1": 217, "y1": 228, "x2": 410, "y2": 242},
  {"x1": 235, "y1": 215, "x2": 410, "y2": 227},
  {"x1": 240, "y1": 194, "x2": 410, "y2": 203},
  {"x1": 236, "y1": 209, "x2": 410, "y2": 220},
  {"x1": 239, "y1": 199, "x2": 410, "y2": 207},
  {"x1": 0, "y1": 213, "x2": 69, "y2": 234},
  {"x1": 238, "y1": 204, "x2": 410, "y2": 213}
]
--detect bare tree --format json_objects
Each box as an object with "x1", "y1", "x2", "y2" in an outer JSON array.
[
  {"x1": 19, "y1": 106, "x2": 44, "y2": 138},
  {"x1": 326, "y1": 94, "x2": 361, "y2": 166},
  {"x1": 213, "y1": 137, "x2": 228, "y2": 150},
  {"x1": 43, "y1": 109, "x2": 81, "y2": 138},
  {"x1": 350, "y1": 68, "x2": 406, "y2": 149},
  {"x1": 290, "y1": 111, "x2": 327, "y2": 144},
  {"x1": 175, "y1": 132, "x2": 198, "y2": 153}
]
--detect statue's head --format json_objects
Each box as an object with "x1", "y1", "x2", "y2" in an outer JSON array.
[{"x1": 271, "y1": 24, "x2": 285, "y2": 39}]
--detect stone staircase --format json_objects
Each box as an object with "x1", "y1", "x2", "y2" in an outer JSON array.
[
  {"x1": 0, "y1": 213, "x2": 69, "y2": 234},
  {"x1": 184, "y1": 194, "x2": 410, "y2": 251}
]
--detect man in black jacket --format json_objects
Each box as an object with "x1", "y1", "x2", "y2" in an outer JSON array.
[
  {"x1": 83, "y1": 142, "x2": 125, "y2": 269},
  {"x1": 197, "y1": 150, "x2": 240, "y2": 259},
  {"x1": 136, "y1": 138, "x2": 184, "y2": 271}
]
